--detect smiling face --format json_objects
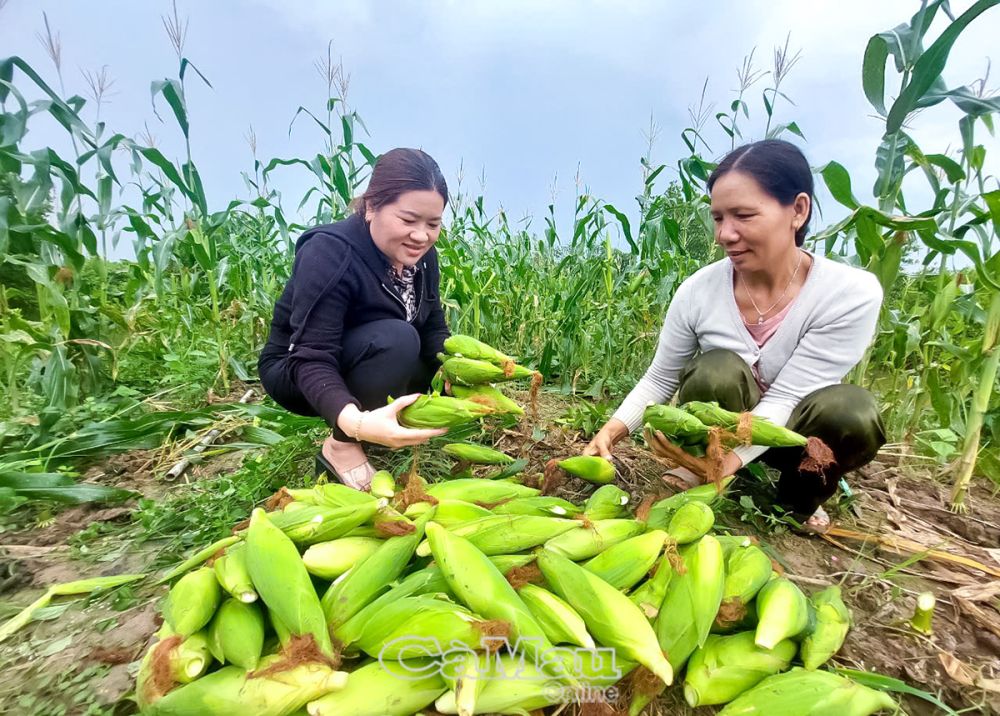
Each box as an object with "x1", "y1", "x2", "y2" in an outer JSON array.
[
  {"x1": 710, "y1": 170, "x2": 810, "y2": 272},
  {"x1": 366, "y1": 190, "x2": 445, "y2": 270}
]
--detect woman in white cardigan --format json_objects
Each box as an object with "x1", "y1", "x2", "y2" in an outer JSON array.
[{"x1": 586, "y1": 139, "x2": 886, "y2": 532}]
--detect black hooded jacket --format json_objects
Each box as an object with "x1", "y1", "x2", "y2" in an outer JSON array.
[{"x1": 262, "y1": 213, "x2": 450, "y2": 426}]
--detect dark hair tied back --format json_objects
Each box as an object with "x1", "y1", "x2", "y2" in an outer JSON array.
[
  {"x1": 707, "y1": 139, "x2": 813, "y2": 246},
  {"x1": 355, "y1": 148, "x2": 448, "y2": 217}
]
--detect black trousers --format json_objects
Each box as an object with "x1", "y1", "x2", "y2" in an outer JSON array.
[
  {"x1": 258, "y1": 319, "x2": 437, "y2": 441},
  {"x1": 675, "y1": 349, "x2": 887, "y2": 516}
]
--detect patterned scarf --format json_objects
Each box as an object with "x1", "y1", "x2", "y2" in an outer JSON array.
[{"x1": 387, "y1": 265, "x2": 418, "y2": 321}]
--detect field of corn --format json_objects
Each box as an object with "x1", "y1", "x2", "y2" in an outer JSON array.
[{"x1": 2, "y1": 1, "x2": 1000, "y2": 714}]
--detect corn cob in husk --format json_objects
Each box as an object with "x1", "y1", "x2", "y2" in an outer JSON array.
[
  {"x1": 537, "y1": 549, "x2": 674, "y2": 686},
  {"x1": 655, "y1": 535, "x2": 726, "y2": 672},
  {"x1": 157, "y1": 536, "x2": 239, "y2": 585},
  {"x1": 265, "y1": 502, "x2": 379, "y2": 545},
  {"x1": 416, "y1": 514, "x2": 581, "y2": 557},
  {"x1": 435, "y1": 654, "x2": 563, "y2": 715},
  {"x1": 354, "y1": 594, "x2": 507, "y2": 658},
  {"x1": 207, "y1": 599, "x2": 264, "y2": 670},
  {"x1": 716, "y1": 667, "x2": 897, "y2": 715},
  {"x1": 716, "y1": 543, "x2": 773, "y2": 629},
  {"x1": 491, "y1": 495, "x2": 582, "y2": 518},
  {"x1": 163, "y1": 567, "x2": 221, "y2": 637},
  {"x1": 301, "y1": 537, "x2": 383, "y2": 580},
  {"x1": 684, "y1": 631, "x2": 797, "y2": 706},
  {"x1": 424, "y1": 477, "x2": 540, "y2": 503},
  {"x1": 583, "y1": 529, "x2": 667, "y2": 590},
  {"x1": 244, "y1": 508, "x2": 333, "y2": 658},
  {"x1": 800, "y1": 585, "x2": 851, "y2": 670},
  {"x1": 667, "y1": 500, "x2": 715, "y2": 544},
  {"x1": 213, "y1": 542, "x2": 257, "y2": 604},
  {"x1": 643, "y1": 404, "x2": 711, "y2": 442},
  {"x1": 450, "y1": 383, "x2": 525, "y2": 417},
  {"x1": 404, "y1": 498, "x2": 493, "y2": 526},
  {"x1": 309, "y1": 482, "x2": 379, "y2": 508},
  {"x1": 369, "y1": 470, "x2": 396, "y2": 498},
  {"x1": 135, "y1": 631, "x2": 213, "y2": 710},
  {"x1": 754, "y1": 578, "x2": 813, "y2": 650},
  {"x1": 584, "y1": 484, "x2": 630, "y2": 520},
  {"x1": 399, "y1": 394, "x2": 495, "y2": 428},
  {"x1": 147, "y1": 656, "x2": 347, "y2": 716},
  {"x1": 544, "y1": 518, "x2": 645, "y2": 561},
  {"x1": 517, "y1": 582, "x2": 595, "y2": 649},
  {"x1": 557, "y1": 455, "x2": 616, "y2": 484},
  {"x1": 442, "y1": 356, "x2": 510, "y2": 385},
  {"x1": 323, "y1": 511, "x2": 433, "y2": 635},
  {"x1": 683, "y1": 400, "x2": 808, "y2": 447},
  {"x1": 629, "y1": 552, "x2": 675, "y2": 619},
  {"x1": 424, "y1": 521, "x2": 561, "y2": 675},
  {"x1": 308, "y1": 658, "x2": 447, "y2": 716},
  {"x1": 444, "y1": 334, "x2": 515, "y2": 366},
  {"x1": 644, "y1": 477, "x2": 735, "y2": 529},
  {"x1": 442, "y1": 442, "x2": 514, "y2": 465}
]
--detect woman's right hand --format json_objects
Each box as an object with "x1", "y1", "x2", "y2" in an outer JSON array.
[
  {"x1": 338, "y1": 396, "x2": 448, "y2": 449},
  {"x1": 584, "y1": 418, "x2": 630, "y2": 460}
]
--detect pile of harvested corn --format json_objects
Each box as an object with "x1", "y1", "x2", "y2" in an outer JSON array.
[{"x1": 137, "y1": 337, "x2": 897, "y2": 715}]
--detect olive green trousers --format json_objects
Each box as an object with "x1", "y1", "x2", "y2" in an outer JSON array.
[{"x1": 675, "y1": 349, "x2": 886, "y2": 516}]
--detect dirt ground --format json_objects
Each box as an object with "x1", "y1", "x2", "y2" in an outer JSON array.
[{"x1": 1, "y1": 392, "x2": 999, "y2": 715}]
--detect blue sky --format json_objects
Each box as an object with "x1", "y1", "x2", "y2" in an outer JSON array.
[{"x1": 2, "y1": 1, "x2": 998, "y2": 257}]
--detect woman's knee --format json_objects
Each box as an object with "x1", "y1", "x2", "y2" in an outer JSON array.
[
  {"x1": 791, "y1": 384, "x2": 886, "y2": 464},
  {"x1": 677, "y1": 349, "x2": 759, "y2": 410},
  {"x1": 343, "y1": 319, "x2": 421, "y2": 366}
]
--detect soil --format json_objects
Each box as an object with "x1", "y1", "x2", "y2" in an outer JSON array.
[{"x1": 1, "y1": 390, "x2": 998, "y2": 715}]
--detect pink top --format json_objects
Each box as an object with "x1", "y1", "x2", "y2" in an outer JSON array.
[{"x1": 745, "y1": 300, "x2": 795, "y2": 392}]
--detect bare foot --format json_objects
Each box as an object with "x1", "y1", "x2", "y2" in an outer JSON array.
[
  {"x1": 802, "y1": 505, "x2": 831, "y2": 534},
  {"x1": 661, "y1": 466, "x2": 701, "y2": 491},
  {"x1": 322, "y1": 435, "x2": 375, "y2": 490}
]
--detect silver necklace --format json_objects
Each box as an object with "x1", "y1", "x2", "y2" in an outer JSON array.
[{"x1": 738, "y1": 249, "x2": 804, "y2": 325}]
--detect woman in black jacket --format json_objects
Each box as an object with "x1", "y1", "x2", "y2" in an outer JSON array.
[{"x1": 259, "y1": 148, "x2": 452, "y2": 489}]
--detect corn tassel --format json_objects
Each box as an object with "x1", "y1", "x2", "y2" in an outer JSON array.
[
  {"x1": 557, "y1": 455, "x2": 616, "y2": 484},
  {"x1": 517, "y1": 582, "x2": 595, "y2": 649},
  {"x1": 399, "y1": 394, "x2": 495, "y2": 428},
  {"x1": 424, "y1": 521, "x2": 561, "y2": 678},
  {"x1": 163, "y1": 567, "x2": 221, "y2": 637},
  {"x1": 450, "y1": 384, "x2": 525, "y2": 416},
  {"x1": 308, "y1": 658, "x2": 446, "y2": 716},
  {"x1": 244, "y1": 508, "x2": 333, "y2": 657},
  {"x1": 754, "y1": 578, "x2": 813, "y2": 650},
  {"x1": 147, "y1": 656, "x2": 347, "y2": 716},
  {"x1": 655, "y1": 535, "x2": 725, "y2": 672},
  {"x1": 584, "y1": 530, "x2": 667, "y2": 590},
  {"x1": 323, "y1": 511, "x2": 433, "y2": 635},
  {"x1": 716, "y1": 667, "x2": 897, "y2": 715},
  {"x1": 442, "y1": 442, "x2": 514, "y2": 465},
  {"x1": 213, "y1": 541, "x2": 257, "y2": 604},
  {"x1": 537, "y1": 549, "x2": 674, "y2": 686},
  {"x1": 544, "y1": 518, "x2": 645, "y2": 561},
  {"x1": 425, "y1": 477, "x2": 540, "y2": 503},
  {"x1": 302, "y1": 537, "x2": 383, "y2": 580},
  {"x1": 800, "y1": 585, "x2": 851, "y2": 670},
  {"x1": 683, "y1": 401, "x2": 808, "y2": 447},
  {"x1": 208, "y1": 598, "x2": 264, "y2": 670},
  {"x1": 584, "y1": 484, "x2": 630, "y2": 520},
  {"x1": 666, "y1": 500, "x2": 715, "y2": 544},
  {"x1": 684, "y1": 631, "x2": 797, "y2": 706},
  {"x1": 416, "y1": 514, "x2": 581, "y2": 557}
]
